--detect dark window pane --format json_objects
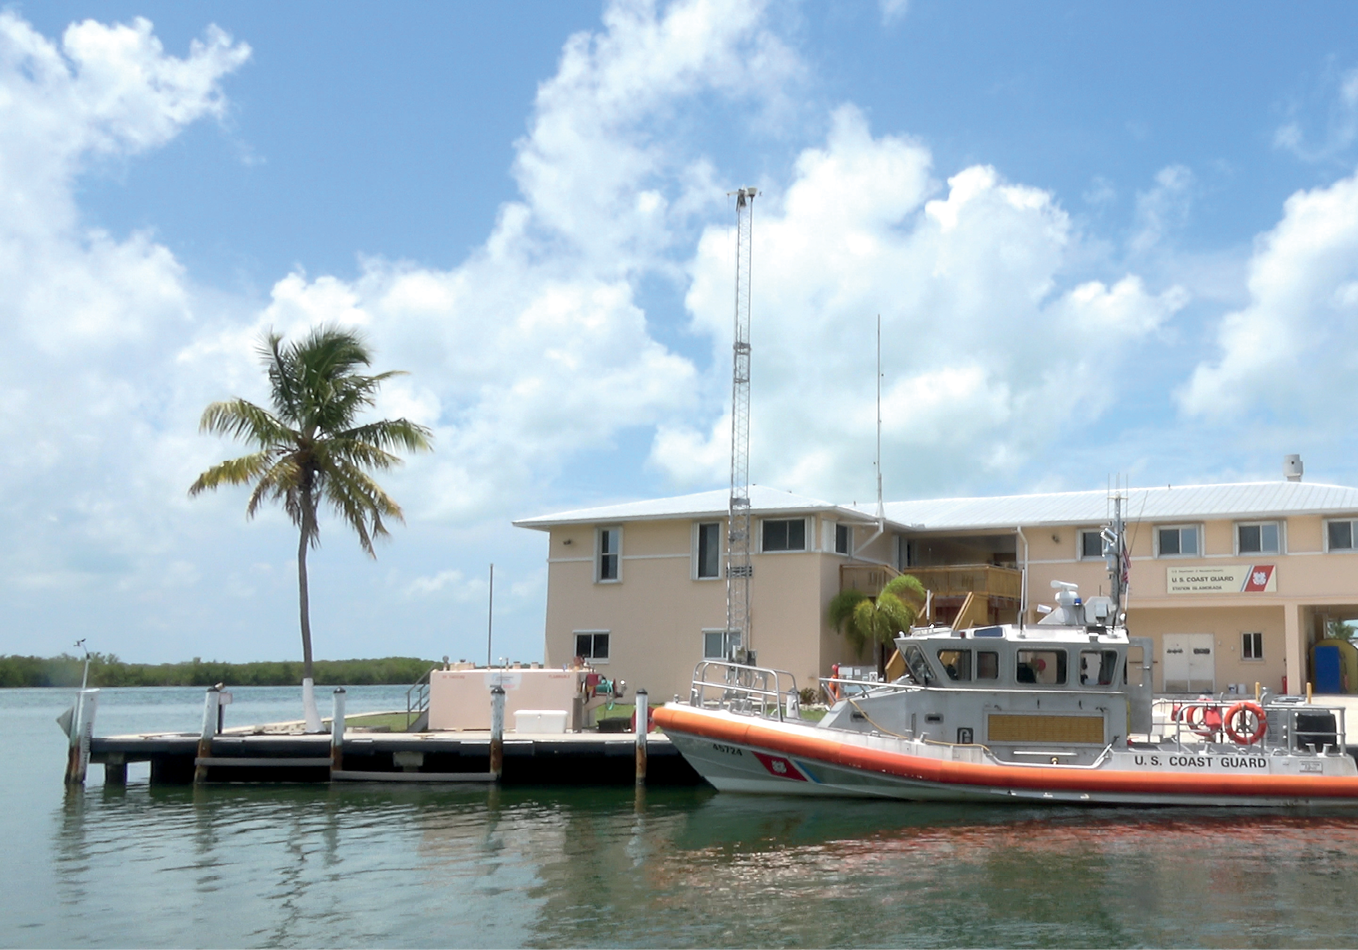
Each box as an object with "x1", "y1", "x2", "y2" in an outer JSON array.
[
  {"x1": 592, "y1": 633, "x2": 609, "y2": 660},
  {"x1": 1159, "y1": 528, "x2": 1180, "y2": 556},
  {"x1": 698, "y1": 523, "x2": 721, "y2": 578},
  {"x1": 762, "y1": 519, "x2": 805, "y2": 552},
  {"x1": 835, "y1": 523, "x2": 848, "y2": 554},
  {"x1": 1330, "y1": 521, "x2": 1353, "y2": 551},
  {"x1": 1081, "y1": 532, "x2": 1102, "y2": 558},
  {"x1": 575, "y1": 634, "x2": 592, "y2": 658},
  {"x1": 1239, "y1": 524, "x2": 1261, "y2": 553}
]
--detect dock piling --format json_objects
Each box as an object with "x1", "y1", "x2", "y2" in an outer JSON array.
[
  {"x1": 331, "y1": 688, "x2": 346, "y2": 774},
  {"x1": 63, "y1": 689, "x2": 98, "y2": 786},
  {"x1": 635, "y1": 689, "x2": 648, "y2": 786},
  {"x1": 194, "y1": 687, "x2": 220, "y2": 784},
  {"x1": 489, "y1": 685, "x2": 505, "y2": 779}
]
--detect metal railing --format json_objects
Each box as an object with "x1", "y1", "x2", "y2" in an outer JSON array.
[
  {"x1": 1158, "y1": 697, "x2": 1349, "y2": 754},
  {"x1": 689, "y1": 660, "x2": 801, "y2": 722},
  {"x1": 405, "y1": 666, "x2": 439, "y2": 731}
]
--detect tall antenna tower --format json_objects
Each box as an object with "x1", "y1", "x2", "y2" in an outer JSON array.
[{"x1": 725, "y1": 187, "x2": 757, "y2": 655}]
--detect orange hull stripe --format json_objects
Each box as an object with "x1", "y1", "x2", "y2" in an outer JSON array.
[{"x1": 654, "y1": 706, "x2": 1358, "y2": 799}]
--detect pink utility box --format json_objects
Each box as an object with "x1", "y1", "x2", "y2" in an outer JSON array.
[{"x1": 427, "y1": 666, "x2": 591, "y2": 731}]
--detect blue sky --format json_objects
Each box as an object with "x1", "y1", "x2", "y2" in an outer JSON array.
[{"x1": 7, "y1": 0, "x2": 1358, "y2": 667}]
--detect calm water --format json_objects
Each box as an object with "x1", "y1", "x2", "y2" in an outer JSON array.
[{"x1": 4, "y1": 687, "x2": 1358, "y2": 948}]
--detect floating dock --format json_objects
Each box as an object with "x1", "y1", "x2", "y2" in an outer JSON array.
[
  {"x1": 90, "y1": 730, "x2": 701, "y2": 786},
  {"x1": 65, "y1": 685, "x2": 701, "y2": 787}
]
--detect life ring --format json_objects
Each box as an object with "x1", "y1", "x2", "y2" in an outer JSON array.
[
  {"x1": 1181, "y1": 703, "x2": 1222, "y2": 739},
  {"x1": 1224, "y1": 701, "x2": 1267, "y2": 745},
  {"x1": 630, "y1": 707, "x2": 657, "y2": 733}
]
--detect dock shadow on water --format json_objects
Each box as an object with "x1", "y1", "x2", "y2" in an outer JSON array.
[{"x1": 31, "y1": 781, "x2": 1358, "y2": 949}]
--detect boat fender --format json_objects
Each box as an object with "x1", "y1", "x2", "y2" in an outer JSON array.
[{"x1": 1224, "y1": 701, "x2": 1267, "y2": 746}]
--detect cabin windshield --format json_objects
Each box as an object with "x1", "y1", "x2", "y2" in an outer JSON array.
[
  {"x1": 1080, "y1": 649, "x2": 1119, "y2": 686},
  {"x1": 1016, "y1": 649, "x2": 1067, "y2": 686},
  {"x1": 937, "y1": 649, "x2": 971, "y2": 682},
  {"x1": 903, "y1": 644, "x2": 936, "y2": 685}
]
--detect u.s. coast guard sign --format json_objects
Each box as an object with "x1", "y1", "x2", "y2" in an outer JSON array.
[{"x1": 1167, "y1": 564, "x2": 1276, "y2": 594}]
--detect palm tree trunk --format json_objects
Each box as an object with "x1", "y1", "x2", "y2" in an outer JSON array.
[{"x1": 298, "y1": 485, "x2": 323, "y2": 733}]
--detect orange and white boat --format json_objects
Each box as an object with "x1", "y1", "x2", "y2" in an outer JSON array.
[{"x1": 655, "y1": 507, "x2": 1358, "y2": 807}]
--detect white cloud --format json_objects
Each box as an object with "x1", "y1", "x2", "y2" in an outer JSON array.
[
  {"x1": 1129, "y1": 164, "x2": 1193, "y2": 256},
  {"x1": 1274, "y1": 66, "x2": 1358, "y2": 163},
  {"x1": 1180, "y1": 171, "x2": 1358, "y2": 419},
  {"x1": 879, "y1": 0, "x2": 910, "y2": 25},
  {"x1": 654, "y1": 106, "x2": 1185, "y2": 498}
]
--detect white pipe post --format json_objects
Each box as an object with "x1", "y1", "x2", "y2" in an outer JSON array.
[
  {"x1": 194, "y1": 687, "x2": 220, "y2": 784},
  {"x1": 489, "y1": 685, "x2": 505, "y2": 780},
  {"x1": 64, "y1": 689, "x2": 98, "y2": 786},
  {"x1": 331, "y1": 687, "x2": 346, "y2": 774},
  {"x1": 634, "y1": 689, "x2": 649, "y2": 785}
]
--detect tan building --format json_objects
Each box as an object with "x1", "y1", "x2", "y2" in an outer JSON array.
[{"x1": 515, "y1": 468, "x2": 1358, "y2": 702}]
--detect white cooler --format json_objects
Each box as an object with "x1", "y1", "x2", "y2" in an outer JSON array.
[{"x1": 513, "y1": 709, "x2": 569, "y2": 734}]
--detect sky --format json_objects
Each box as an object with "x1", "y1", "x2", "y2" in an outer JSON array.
[{"x1": 8, "y1": 1, "x2": 1358, "y2": 667}]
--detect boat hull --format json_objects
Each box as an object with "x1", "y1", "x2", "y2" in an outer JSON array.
[{"x1": 655, "y1": 704, "x2": 1358, "y2": 807}]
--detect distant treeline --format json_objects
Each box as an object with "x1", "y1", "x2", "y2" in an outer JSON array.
[{"x1": 0, "y1": 653, "x2": 440, "y2": 689}]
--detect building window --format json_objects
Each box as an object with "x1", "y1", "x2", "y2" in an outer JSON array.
[
  {"x1": 695, "y1": 522, "x2": 722, "y2": 579},
  {"x1": 1156, "y1": 525, "x2": 1199, "y2": 557},
  {"x1": 574, "y1": 631, "x2": 610, "y2": 662},
  {"x1": 1237, "y1": 521, "x2": 1280, "y2": 555},
  {"x1": 1242, "y1": 632, "x2": 1263, "y2": 661},
  {"x1": 762, "y1": 518, "x2": 806, "y2": 552},
  {"x1": 835, "y1": 523, "x2": 852, "y2": 555},
  {"x1": 596, "y1": 527, "x2": 621, "y2": 582},
  {"x1": 1078, "y1": 530, "x2": 1103, "y2": 560},
  {"x1": 703, "y1": 629, "x2": 741, "y2": 659},
  {"x1": 1328, "y1": 520, "x2": 1356, "y2": 552}
]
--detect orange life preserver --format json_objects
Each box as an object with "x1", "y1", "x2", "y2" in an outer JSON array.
[
  {"x1": 827, "y1": 664, "x2": 843, "y2": 703},
  {"x1": 1224, "y1": 701, "x2": 1267, "y2": 745},
  {"x1": 1181, "y1": 703, "x2": 1223, "y2": 739}
]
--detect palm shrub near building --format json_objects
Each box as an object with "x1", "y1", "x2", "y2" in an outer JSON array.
[
  {"x1": 828, "y1": 574, "x2": 927, "y2": 675},
  {"x1": 189, "y1": 326, "x2": 431, "y2": 731}
]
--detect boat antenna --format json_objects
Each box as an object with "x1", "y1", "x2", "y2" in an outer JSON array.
[
  {"x1": 876, "y1": 313, "x2": 884, "y2": 530},
  {"x1": 1101, "y1": 485, "x2": 1128, "y2": 622}
]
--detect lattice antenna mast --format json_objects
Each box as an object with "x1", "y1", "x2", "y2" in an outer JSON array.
[{"x1": 725, "y1": 187, "x2": 758, "y2": 654}]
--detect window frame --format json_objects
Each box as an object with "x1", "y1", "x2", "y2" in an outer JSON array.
[
  {"x1": 1077, "y1": 529, "x2": 1104, "y2": 561},
  {"x1": 835, "y1": 522, "x2": 852, "y2": 556},
  {"x1": 596, "y1": 526, "x2": 622, "y2": 583},
  {"x1": 1241, "y1": 631, "x2": 1264, "y2": 662},
  {"x1": 1155, "y1": 524, "x2": 1201, "y2": 559},
  {"x1": 702, "y1": 628, "x2": 741, "y2": 660},
  {"x1": 1235, "y1": 520, "x2": 1281, "y2": 556},
  {"x1": 694, "y1": 521, "x2": 722, "y2": 580},
  {"x1": 760, "y1": 517, "x2": 808, "y2": 553},
  {"x1": 1326, "y1": 519, "x2": 1357, "y2": 553},
  {"x1": 573, "y1": 630, "x2": 611, "y2": 664}
]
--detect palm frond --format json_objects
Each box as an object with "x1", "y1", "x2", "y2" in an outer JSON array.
[
  {"x1": 188, "y1": 452, "x2": 275, "y2": 495},
  {"x1": 199, "y1": 399, "x2": 294, "y2": 448}
]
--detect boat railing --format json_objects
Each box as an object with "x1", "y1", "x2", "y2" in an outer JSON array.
[
  {"x1": 689, "y1": 661, "x2": 801, "y2": 722},
  {"x1": 1159, "y1": 696, "x2": 1349, "y2": 754}
]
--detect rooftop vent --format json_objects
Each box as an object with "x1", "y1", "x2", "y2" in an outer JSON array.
[{"x1": 1284, "y1": 454, "x2": 1303, "y2": 482}]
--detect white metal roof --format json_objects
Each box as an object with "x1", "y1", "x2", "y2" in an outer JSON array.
[
  {"x1": 517, "y1": 479, "x2": 1358, "y2": 533},
  {"x1": 514, "y1": 485, "x2": 876, "y2": 530},
  {"x1": 859, "y1": 481, "x2": 1358, "y2": 532}
]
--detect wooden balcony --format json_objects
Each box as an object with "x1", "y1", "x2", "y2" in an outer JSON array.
[
  {"x1": 906, "y1": 564, "x2": 1022, "y2": 601},
  {"x1": 839, "y1": 562, "x2": 901, "y2": 598}
]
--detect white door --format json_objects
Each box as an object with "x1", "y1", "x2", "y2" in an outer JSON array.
[{"x1": 1162, "y1": 634, "x2": 1214, "y2": 693}]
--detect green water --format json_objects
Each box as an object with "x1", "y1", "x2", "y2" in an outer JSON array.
[{"x1": 5, "y1": 687, "x2": 1358, "y2": 948}]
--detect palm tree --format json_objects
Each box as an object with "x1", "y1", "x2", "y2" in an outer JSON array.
[
  {"x1": 828, "y1": 573, "x2": 927, "y2": 673},
  {"x1": 189, "y1": 326, "x2": 432, "y2": 731}
]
